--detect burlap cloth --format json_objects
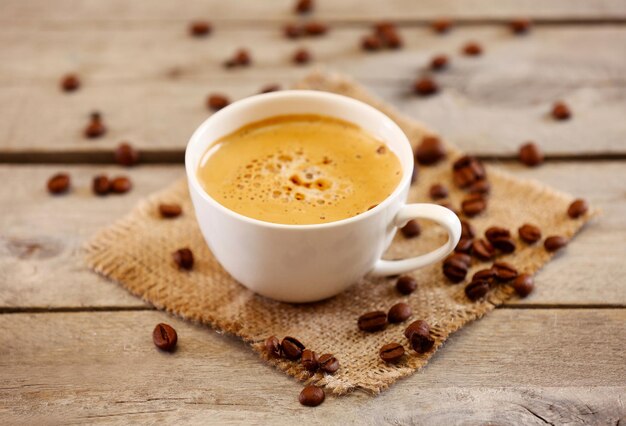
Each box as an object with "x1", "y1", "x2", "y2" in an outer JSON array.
[{"x1": 85, "y1": 72, "x2": 594, "y2": 395}]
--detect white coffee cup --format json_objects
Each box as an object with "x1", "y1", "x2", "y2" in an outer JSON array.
[{"x1": 186, "y1": 91, "x2": 461, "y2": 303}]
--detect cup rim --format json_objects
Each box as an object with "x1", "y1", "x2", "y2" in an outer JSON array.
[{"x1": 185, "y1": 90, "x2": 413, "y2": 230}]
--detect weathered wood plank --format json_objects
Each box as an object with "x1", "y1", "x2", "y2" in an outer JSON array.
[
  {"x1": 0, "y1": 26, "x2": 624, "y2": 155},
  {"x1": 0, "y1": 162, "x2": 624, "y2": 309},
  {"x1": 0, "y1": 309, "x2": 624, "y2": 424}
]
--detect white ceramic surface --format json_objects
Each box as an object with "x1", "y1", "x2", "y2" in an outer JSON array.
[{"x1": 185, "y1": 91, "x2": 461, "y2": 302}]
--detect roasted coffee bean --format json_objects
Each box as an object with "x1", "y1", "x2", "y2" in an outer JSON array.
[
  {"x1": 430, "y1": 54, "x2": 449, "y2": 71},
  {"x1": 404, "y1": 319, "x2": 430, "y2": 340},
  {"x1": 472, "y1": 238, "x2": 495, "y2": 261},
  {"x1": 463, "y1": 41, "x2": 483, "y2": 56},
  {"x1": 281, "y1": 336, "x2": 305, "y2": 360},
  {"x1": 265, "y1": 335, "x2": 281, "y2": 357},
  {"x1": 388, "y1": 302, "x2": 412, "y2": 323},
  {"x1": 153, "y1": 323, "x2": 177, "y2": 351},
  {"x1": 519, "y1": 142, "x2": 544, "y2": 167},
  {"x1": 492, "y1": 237, "x2": 516, "y2": 253},
  {"x1": 374, "y1": 21, "x2": 396, "y2": 35},
  {"x1": 461, "y1": 194, "x2": 487, "y2": 217},
  {"x1": 293, "y1": 48, "x2": 312, "y2": 65},
  {"x1": 379, "y1": 28, "x2": 403, "y2": 49},
  {"x1": 84, "y1": 111, "x2": 106, "y2": 138},
  {"x1": 452, "y1": 155, "x2": 486, "y2": 188},
  {"x1": 110, "y1": 176, "x2": 132, "y2": 194},
  {"x1": 396, "y1": 275, "x2": 417, "y2": 295},
  {"x1": 510, "y1": 18, "x2": 531, "y2": 34},
  {"x1": 552, "y1": 102, "x2": 571, "y2": 120},
  {"x1": 319, "y1": 353, "x2": 339, "y2": 373},
  {"x1": 518, "y1": 223, "x2": 542, "y2": 244},
  {"x1": 114, "y1": 142, "x2": 140, "y2": 167},
  {"x1": 224, "y1": 48, "x2": 251, "y2": 67},
  {"x1": 409, "y1": 326, "x2": 435, "y2": 353},
  {"x1": 431, "y1": 18, "x2": 452, "y2": 34},
  {"x1": 189, "y1": 21, "x2": 212, "y2": 37},
  {"x1": 544, "y1": 235, "x2": 568, "y2": 252},
  {"x1": 415, "y1": 136, "x2": 446, "y2": 165},
  {"x1": 455, "y1": 238, "x2": 473, "y2": 254},
  {"x1": 284, "y1": 23, "x2": 302, "y2": 39},
  {"x1": 207, "y1": 94, "x2": 230, "y2": 111},
  {"x1": 301, "y1": 349, "x2": 319, "y2": 371},
  {"x1": 465, "y1": 280, "x2": 490, "y2": 301},
  {"x1": 47, "y1": 173, "x2": 71, "y2": 194},
  {"x1": 295, "y1": 0, "x2": 314, "y2": 14},
  {"x1": 379, "y1": 342, "x2": 405, "y2": 363},
  {"x1": 304, "y1": 21, "x2": 328, "y2": 36},
  {"x1": 485, "y1": 226, "x2": 511, "y2": 242},
  {"x1": 172, "y1": 247, "x2": 194, "y2": 270},
  {"x1": 92, "y1": 175, "x2": 110, "y2": 196},
  {"x1": 492, "y1": 261, "x2": 518, "y2": 282},
  {"x1": 159, "y1": 203, "x2": 183, "y2": 218},
  {"x1": 429, "y1": 183, "x2": 449, "y2": 200},
  {"x1": 61, "y1": 73, "x2": 80, "y2": 92},
  {"x1": 513, "y1": 274, "x2": 534, "y2": 298},
  {"x1": 472, "y1": 268, "x2": 495, "y2": 283},
  {"x1": 413, "y1": 77, "x2": 438, "y2": 96},
  {"x1": 567, "y1": 199, "x2": 589, "y2": 219},
  {"x1": 358, "y1": 311, "x2": 388, "y2": 332},
  {"x1": 361, "y1": 34, "x2": 382, "y2": 51},
  {"x1": 259, "y1": 84, "x2": 281, "y2": 93},
  {"x1": 400, "y1": 219, "x2": 421, "y2": 238},
  {"x1": 461, "y1": 220, "x2": 476, "y2": 239},
  {"x1": 468, "y1": 179, "x2": 491, "y2": 195},
  {"x1": 299, "y1": 385, "x2": 324, "y2": 407},
  {"x1": 443, "y1": 253, "x2": 471, "y2": 283}
]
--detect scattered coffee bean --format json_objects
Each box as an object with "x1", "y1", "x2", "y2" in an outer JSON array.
[
  {"x1": 265, "y1": 335, "x2": 281, "y2": 357},
  {"x1": 388, "y1": 302, "x2": 412, "y2": 323},
  {"x1": 374, "y1": 22, "x2": 396, "y2": 35},
  {"x1": 110, "y1": 176, "x2": 132, "y2": 194},
  {"x1": 189, "y1": 21, "x2": 212, "y2": 37},
  {"x1": 492, "y1": 261, "x2": 518, "y2": 282},
  {"x1": 159, "y1": 203, "x2": 183, "y2": 218},
  {"x1": 60, "y1": 73, "x2": 80, "y2": 92},
  {"x1": 281, "y1": 336, "x2": 305, "y2": 360},
  {"x1": 295, "y1": 0, "x2": 314, "y2": 14},
  {"x1": 430, "y1": 54, "x2": 449, "y2": 71},
  {"x1": 304, "y1": 21, "x2": 328, "y2": 36},
  {"x1": 400, "y1": 219, "x2": 421, "y2": 238},
  {"x1": 84, "y1": 111, "x2": 106, "y2": 138},
  {"x1": 319, "y1": 353, "x2": 339, "y2": 373},
  {"x1": 461, "y1": 220, "x2": 476, "y2": 239},
  {"x1": 544, "y1": 235, "x2": 568, "y2": 252},
  {"x1": 259, "y1": 84, "x2": 281, "y2": 93},
  {"x1": 518, "y1": 223, "x2": 542, "y2": 244},
  {"x1": 552, "y1": 102, "x2": 571, "y2": 120},
  {"x1": 415, "y1": 136, "x2": 446, "y2": 165},
  {"x1": 380, "y1": 29, "x2": 403, "y2": 49},
  {"x1": 47, "y1": 173, "x2": 71, "y2": 195},
  {"x1": 114, "y1": 142, "x2": 140, "y2": 167},
  {"x1": 452, "y1": 155, "x2": 486, "y2": 189},
  {"x1": 462, "y1": 41, "x2": 483, "y2": 56},
  {"x1": 153, "y1": 323, "x2": 177, "y2": 351},
  {"x1": 510, "y1": 18, "x2": 531, "y2": 34},
  {"x1": 361, "y1": 34, "x2": 382, "y2": 51},
  {"x1": 443, "y1": 253, "x2": 471, "y2": 283},
  {"x1": 379, "y1": 342, "x2": 405, "y2": 363},
  {"x1": 468, "y1": 179, "x2": 491, "y2": 195},
  {"x1": 472, "y1": 268, "x2": 495, "y2": 283},
  {"x1": 404, "y1": 319, "x2": 430, "y2": 340},
  {"x1": 461, "y1": 194, "x2": 487, "y2": 217},
  {"x1": 92, "y1": 175, "x2": 110, "y2": 196},
  {"x1": 233, "y1": 48, "x2": 252, "y2": 66},
  {"x1": 518, "y1": 142, "x2": 544, "y2": 167},
  {"x1": 358, "y1": 311, "x2": 388, "y2": 332},
  {"x1": 284, "y1": 23, "x2": 302, "y2": 39},
  {"x1": 413, "y1": 77, "x2": 439, "y2": 96},
  {"x1": 396, "y1": 275, "x2": 417, "y2": 295},
  {"x1": 207, "y1": 94, "x2": 230, "y2": 111},
  {"x1": 465, "y1": 280, "x2": 490, "y2": 301},
  {"x1": 431, "y1": 18, "x2": 452, "y2": 34},
  {"x1": 172, "y1": 247, "x2": 194, "y2": 270},
  {"x1": 567, "y1": 199, "x2": 588, "y2": 219},
  {"x1": 407, "y1": 320, "x2": 435, "y2": 353},
  {"x1": 299, "y1": 385, "x2": 324, "y2": 407},
  {"x1": 455, "y1": 238, "x2": 473, "y2": 254},
  {"x1": 513, "y1": 274, "x2": 534, "y2": 297},
  {"x1": 485, "y1": 226, "x2": 510, "y2": 242},
  {"x1": 301, "y1": 349, "x2": 319, "y2": 371},
  {"x1": 485, "y1": 226, "x2": 516, "y2": 253},
  {"x1": 429, "y1": 183, "x2": 449, "y2": 200},
  {"x1": 293, "y1": 48, "x2": 312, "y2": 65},
  {"x1": 472, "y1": 238, "x2": 495, "y2": 261}
]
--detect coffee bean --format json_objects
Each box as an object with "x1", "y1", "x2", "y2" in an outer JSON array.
[
  {"x1": 284, "y1": 23, "x2": 302, "y2": 39},
  {"x1": 207, "y1": 94, "x2": 230, "y2": 111},
  {"x1": 461, "y1": 194, "x2": 487, "y2": 217},
  {"x1": 472, "y1": 268, "x2": 495, "y2": 283},
  {"x1": 452, "y1": 155, "x2": 486, "y2": 189},
  {"x1": 455, "y1": 238, "x2": 473, "y2": 254},
  {"x1": 429, "y1": 183, "x2": 449, "y2": 200},
  {"x1": 293, "y1": 48, "x2": 312, "y2": 65},
  {"x1": 485, "y1": 226, "x2": 511, "y2": 242},
  {"x1": 304, "y1": 21, "x2": 328, "y2": 36},
  {"x1": 409, "y1": 322, "x2": 435, "y2": 353},
  {"x1": 61, "y1": 74, "x2": 80, "y2": 92},
  {"x1": 114, "y1": 142, "x2": 140, "y2": 167},
  {"x1": 47, "y1": 173, "x2": 70, "y2": 194},
  {"x1": 388, "y1": 302, "x2": 412, "y2": 323},
  {"x1": 172, "y1": 247, "x2": 194, "y2": 270},
  {"x1": 299, "y1": 385, "x2": 324, "y2": 407},
  {"x1": 430, "y1": 54, "x2": 449, "y2": 71},
  {"x1": 443, "y1": 253, "x2": 471, "y2": 283},
  {"x1": 110, "y1": 176, "x2": 132, "y2": 194},
  {"x1": 281, "y1": 336, "x2": 305, "y2": 360},
  {"x1": 379, "y1": 28, "x2": 403, "y2": 49},
  {"x1": 431, "y1": 18, "x2": 452, "y2": 34},
  {"x1": 92, "y1": 175, "x2": 110, "y2": 196},
  {"x1": 84, "y1": 111, "x2": 106, "y2": 138},
  {"x1": 518, "y1": 223, "x2": 542, "y2": 244},
  {"x1": 153, "y1": 323, "x2": 177, "y2": 351},
  {"x1": 361, "y1": 34, "x2": 382, "y2": 51},
  {"x1": 301, "y1": 349, "x2": 319, "y2": 371},
  {"x1": 513, "y1": 274, "x2": 534, "y2": 297},
  {"x1": 265, "y1": 335, "x2": 281, "y2": 357},
  {"x1": 510, "y1": 18, "x2": 531, "y2": 34},
  {"x1": 159, "y1": 203, "x2": 182, "y2": 218},
  {"x1": 189, "y1": 21, "x2": 212, "y2": 37},
  {"x1": 319, "y1": 353, "x2": 339, "y2": 373},
  {"x1": 552, "y1": 102, "x2": 571, "y2": 120},
  {"x1": 396, "y1": 275, "x2": 417, "y2": 295},
  {"x1": 567, "y1": 199, "x2": 588, "y2": 219},
  {"x1": 461, "y1": 220, "x2": 476, "y2": 239},
  {"x1": 379, "y1": 343, "x2": 405, "y2": 363},
  {"x1": 465, "y1": 280, "x2": 490, "y2": 301},
  {"x1": 233, "y1": 49, "x2": 251, "y2": 66},
  {"x1": 463, "y1": 41, "x2": 483, "y2": 56},
  {"x1": 400, "y1": 219, "x2": 421, "y2": 238},
  {"x1": 472, "y1": 238, "x2": 495, "y2": 261},
  {"x1": 358, "y1": 311, "x2": 388, "y2": 332},
  {"x1": 374, "y1": 22, "x2": 396, "y2": 35},
  {"x1": 486, "y1": 227, "x2": 516, "y2": 253},
  {"x1": 519, "y1": 142, "x2": 544, "y2": 167},
  {"x1": 404, "y1": 319, "x2": 430, "y2": 340},
  {"x1": 259, "y1": 84, "x2": 281, "y2": 94},
  {"x1": 492, "y1": 261, "x2": 518, "y2": 282},
  {"x1": 415, "y1": 136, "x2": 446, "y2": 165},
  {"x1": 468, "y1": 179, "x2": 491, "y2": 195},
  {"x1": 295, "y1": 0, "x2": 314, "y2": 14},
  {"x1": 544, "y1": 235, "x2": 568, "y2": 252},
  {"x1": 413, "y1": 77, "x2": 439, "y2": 96}
]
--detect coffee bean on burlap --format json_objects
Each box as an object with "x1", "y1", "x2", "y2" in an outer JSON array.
[
  {"x1": 319, "y1": 353, "x2": 339, "y2": 373},
  {"x1": 281, "y1": 336, "x2": 305, "y2": 360},
  {"x1": 461, "y1": 194, "x2": 487, "y2": 217},
  {"x1": 544, "y1": 235, "x2": 568, "y2": 252},
  {"x1": 429, "y1": 183, "x2": 449, "y2": 200},
  {"x1": 471, "y1": 238, "x2": 495, "y2": 261},
  {"x1": 379, "y1": 343, "x2": 405, "y2": 363},
  {"x1": 472, "y1": 268, "x2": 495, "y2": 283},
  {"x1": 159, "y1": 203, "x2": 183, "y2": 218},
  {"x1": 452, "y1": 155, "x2": 486, "y2": 189},
  {"x1": 265, "y1": 335, "x2": 281, "y2": 358},
  {"x1": 468, "y1": 179, "x2": 490, "y2": 195},
  {"x1": 518, "y1": 223, "x2": 542, "y2": 244},
  {"x1": 388, "y1": 302, "x2": 412, "y2": 323},
  {"x1": 567, "y1": 199, "x2": 588, "y2": 219},
  {"x1": 461, "y1": 220, "x2": 476, "y2": 239},
  {"x1": 358, "y1": 311, "x2": 388, "y2": 332},
  {"x1": 492, "y1": 262, "x2": 518, "y2": 282},
  {"x1": 455, "y1": 238, "x2": 473, "y2": 254},
  {"x1": 172, "y1": 248, "x2": 194, "y2": 270},
  {"x1": 443, "y1": 253, "x2": 471, "y2": 283},
  {"x1": 400, "y1": 219, "x2": 421, "y2": 238},
  {"x1": 152, "y1": 323, "x2": 177, "y2": 351},
  {"x1": 396, "y1": 275, "x2": 417, "y2": 295},
  {"x1": 301, "y1": 349, "x2": 319, "y2": 371},
  {"x1": 465, "y1": 280, "x2": 490, "y2": 301},
  {"x1": 404, "y1": 319, "x2": 431, "y2": 339},
  {"x1": 415, "y1": 136, "x2": 446, "y2": 165},
  {"x1": 406, "y1": 320, "x2": 435, "y2": 353}
]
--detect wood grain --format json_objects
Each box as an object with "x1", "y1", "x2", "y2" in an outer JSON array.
[
  {"x1": 0, "y1": 162, "x2": 624, "y2": 310},
  {"x1": 0, "y1": 309, "x2": 624, "y2": 424}
]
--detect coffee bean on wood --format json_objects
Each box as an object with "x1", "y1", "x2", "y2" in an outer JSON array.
[
  {"x1": 84, "y1": 112, "x2": 106, "y2": 138},
  {"x1": 189, "y1": 21, "x2": 212, "y2": 37},
  {"x1": 207, "y1": 94, "x2": 230, "y2": 111},
  {"x1": 299, "y1": 385, "x2": 324, "y2": 407},
  {"x1": 567, "y1": 199, "x2": 588, "y2": 219},
  {"x1": 544, "y1": 235, "x2": 568, "y2": 252},
  {"x1": 430, "y1": 54, "x2": 449, "y2": 71},
  {"x1": 510, "y1": 18, "x2": 531, "y2": 34},
  {"x1": 60, "y1": 74, "x2": 80, "y2": 92},
  {"x1": 295, "y1": 0, "x2": 314, "y2": 14},
  {"x1": 513, "y1": 274, "x2": 534, "y2": 297},
  {"x1": 552, "y1": 102, "x2": 571, "y2": 120},
  {"x1": 358, "y1": 311, "x2": 388, "y2": 332},
  {"x1": 92, "y1": 175, "x2": 110, "y2": 196},
  {"x1": 47, "y1": 173, "x2": 70, "y2": 194},
  {"x1": 518, "y1": 142, "x2": 544, "y2": 167},
  {"x1": 153, "y1": 323, "x2": 177, "y2": 351},
  {"x1": 114, "y1": 142, "x2": 140, "y2": 167},
  {"x1": 431, "y1": 19, "x2": 452, "y2": 34},
  {"x1": 293, "y1": 48, "x2": 312, "y2": 64},
  {"x1": 110, "y1": 176, "x2": 132, "y2": 194},
  {"x1": 414, "y1": 77, "x2": 439, "y2": 96},
  {"x1": 463, "y1": 41, "x2": 482, "y2": 56}
]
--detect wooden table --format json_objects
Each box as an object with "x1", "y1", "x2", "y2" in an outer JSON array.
[{"x1": 1, "y1": 1, "x2": 625, "y2": 424}]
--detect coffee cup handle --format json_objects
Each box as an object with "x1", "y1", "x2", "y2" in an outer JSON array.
[{"x1": 370, "y1": 203, "x2": 462, "y2": 276}]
